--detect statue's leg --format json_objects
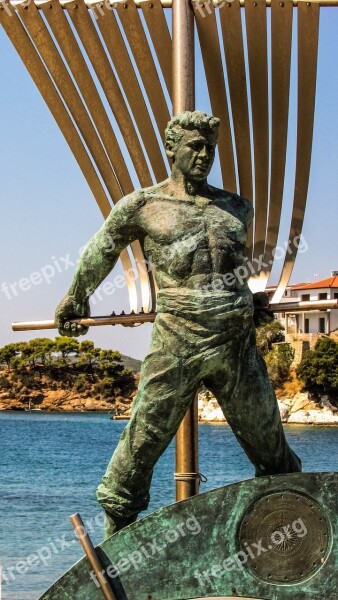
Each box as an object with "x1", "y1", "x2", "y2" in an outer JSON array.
[
  {"x1": 204, "y1": 324, "x2": 301, "y2": 477},
  {"x1": 97, "y1": 346, "x2": 199, "y2": 537}
]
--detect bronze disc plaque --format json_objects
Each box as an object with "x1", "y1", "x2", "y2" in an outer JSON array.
[{"x1": 238, "y1": 490, "x2": 331, "y2": 584}]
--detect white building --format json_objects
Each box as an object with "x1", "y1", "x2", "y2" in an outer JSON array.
[{"x1": 266, "y1": 272, "x2": 338, "y2": 337}]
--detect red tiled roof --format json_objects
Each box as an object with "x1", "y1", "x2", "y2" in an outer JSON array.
[
  {"x1": 291, "y1": 276, "x2": 338, "y2": 290},
  {"x1": 266, "y1": 282, "x2": 306, "y2": 291}
]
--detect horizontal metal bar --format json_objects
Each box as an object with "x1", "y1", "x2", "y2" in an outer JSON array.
[
  {"x1": 6, "y1": 0, "x2": 338, "y2": 10},
  {"x1": 193, "y1": 0, "x2": 337, "y2": 5},
  {"x1": 270, "y1": 300, "x2": 338, "y2": 313},
  {"x1": 12, "y1": 299, "x2": 338, "y2": 331},
  {"x1": 12, "y1": 312, "x2": 156, "y2": 331}
]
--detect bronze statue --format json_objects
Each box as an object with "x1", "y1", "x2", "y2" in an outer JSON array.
[{"x1": 55, "y1": 111, "x2": 301, "y2": 538}]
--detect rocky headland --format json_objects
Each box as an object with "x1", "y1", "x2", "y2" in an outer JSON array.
[
  {"x1": 197, "y1": 390, "x2": 338, "y2": 425},
  {"x1": 1, "y1": 375, "x2": 338, "y2": 424},
  {"x1": 2, "y1": 327, "x2": 337, "y2": 424}
]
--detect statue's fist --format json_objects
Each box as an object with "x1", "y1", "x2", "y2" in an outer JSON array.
[
  {"x1": 253, "y1": 291, "x2": 274, "y2": 328},
  {"x1": 55, "y1": 295, "x2": 90, "y2": 337}
]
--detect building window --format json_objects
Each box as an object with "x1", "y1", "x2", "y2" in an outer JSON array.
[
  {"x1": 319, "y1": 317, "x2": 326, "y2": 333},
  {"x1": 305, "y1": 319, "x2": 309, "y2": 333},
  {"x1": 334, "y1": 292, "x2": 338, "y2": 299},
  {"x1": 301, "y1": 294, "x2": 310, "y2": 301},
  {"x1": 319, "y1": 292, "x2": 327, "y2": 300}
]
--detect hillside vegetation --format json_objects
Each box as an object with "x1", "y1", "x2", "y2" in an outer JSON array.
[
  {"x1": 1, "y1": 326, "x2": 337, "y2": 412},
  {"x1": 0, "y1": 338, "x2": 138, "y2": 412}
]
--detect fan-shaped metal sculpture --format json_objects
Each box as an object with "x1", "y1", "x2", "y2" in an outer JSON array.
[{"x1": 0, "y1": 0, "x2": 322, "y2": 306}]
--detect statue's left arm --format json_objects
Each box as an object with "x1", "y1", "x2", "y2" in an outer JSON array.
[{"x1": 55, "y1": 191, "x2": 145, "y2": 336}]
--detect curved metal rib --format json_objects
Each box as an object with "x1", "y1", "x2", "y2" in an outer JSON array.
[
  {"x1": 0, "y1": 2, "x2": 111, "y2": 216},
  {"x1": 140, "y1": 0, "x2": 172, "y2": 99},
  {"x1": 40, "y1": 0, "x2": 134, "y2": 197},
  {"x1": 65, "y1": 0, "x2": 153, "y2": 190},
  {"x1": 262, "y1": 0, "x2": 293, "y2": 286},
  {"x1": 65, "y1": 0, "x2": 156, "y2": 311},
  {"x1": 272, "y1": 1, "x2": 320, "y2": 303},
  {"x1": 115, "y1": 0, "x2": 170, "y2": 143},
  {"x1": 96, "y1": 4, "x2": 168, "y2": 183},
  {"x1": 0, "y1": 1, "x2": 139, "y2": 311},
  {"x1": 218, "y1": 0, "x2": 253, "y2": 257},
  {"x1": 17, "y1": 0, "x2": 124, "y2": 202},
  {"x1": 218, "y1": 0, "x2": 253, "y2": 202},
  {"x1": 245, "y1": 0, "x2": 269, "y2": 264},
  {"x1": 193, "y1": 1, "x2": 236, "y2": 193}
]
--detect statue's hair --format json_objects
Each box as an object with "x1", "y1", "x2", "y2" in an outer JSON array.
[{"x1": 165, "y1": 111, "x2": 220, "y2": 153}]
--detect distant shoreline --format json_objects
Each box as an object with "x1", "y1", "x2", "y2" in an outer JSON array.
[{"x1": 1, "y1": 409, "x2": 338, "y2": 425}]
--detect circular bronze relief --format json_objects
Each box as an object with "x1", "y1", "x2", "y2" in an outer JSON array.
[{"x1": 238, "y1": 491, "x2": 331, "y2": 584}]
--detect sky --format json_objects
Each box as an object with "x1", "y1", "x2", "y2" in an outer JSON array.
[{"x1": 0, "y1": 6, "x2": 338, "y2": 360}]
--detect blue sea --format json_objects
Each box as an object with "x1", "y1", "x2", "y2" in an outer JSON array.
[{"x1": 0, "y1": 412, "x2": 337, "y2": 600}]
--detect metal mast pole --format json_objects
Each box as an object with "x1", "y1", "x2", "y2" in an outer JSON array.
[{"x1": 172, "y1": 0, "x2": 199, "y2": 501}]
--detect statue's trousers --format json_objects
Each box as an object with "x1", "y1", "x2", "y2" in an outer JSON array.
[{"x1": 97, "y1": 288, "x2": 301, "y2": 520}]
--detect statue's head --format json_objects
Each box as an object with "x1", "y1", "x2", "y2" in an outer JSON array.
[{"x1": 165, "y1": 111, "x2": 220, "y2": 182}]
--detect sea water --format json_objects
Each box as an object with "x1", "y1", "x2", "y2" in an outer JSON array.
[{"x1": 0, "y1": 412, "x2": 337, "y2": 600}]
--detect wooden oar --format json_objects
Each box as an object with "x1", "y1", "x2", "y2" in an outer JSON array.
[{"x1": 70, "y1": 513, "x2": 116, "y2": 600}]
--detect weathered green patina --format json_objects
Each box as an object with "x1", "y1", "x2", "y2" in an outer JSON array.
[
  {"x1": 55, "y1": 112, "x2": 300, "y2": 537},
  {"x1": 40, "y1": 473, "x2": 338, "y2": 599}
]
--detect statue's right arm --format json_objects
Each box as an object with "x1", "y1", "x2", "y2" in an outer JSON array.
[{"x1": 55, "y1": 191, "x2": 145, "y2": 337}]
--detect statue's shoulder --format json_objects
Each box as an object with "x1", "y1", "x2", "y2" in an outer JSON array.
[
  {"x1": 114, "y1": 189, "x2": 147, "y2": 215},
  {"x1": 209, "y1": 186, "x2": 254, "y2": 224},
  {"x1": 140, "y1": 180, "x2": 171, "y2": 199},
  {"x1": 112, "y1": 183, "x2": 170, "y2": 219}
]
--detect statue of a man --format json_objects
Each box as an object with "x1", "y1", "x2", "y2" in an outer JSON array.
[{"x1": 55, "y1": 111, "x2": 301, "y2": 538}]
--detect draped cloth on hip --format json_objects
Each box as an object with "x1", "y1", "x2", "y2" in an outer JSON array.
[{"x1": 153, "y1": 287, "x2": 254, "y2": 358}]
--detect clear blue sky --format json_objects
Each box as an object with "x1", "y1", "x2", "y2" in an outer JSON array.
[{"x1": 0, "y1": 8, "x2": 338, "y2": 359}]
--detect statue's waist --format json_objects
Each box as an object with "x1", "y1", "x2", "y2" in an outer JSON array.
[{"x1": 156, "y1": 287, "x2": 254, "y2": 322}]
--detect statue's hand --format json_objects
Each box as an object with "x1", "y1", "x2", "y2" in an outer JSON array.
[
  {"x1": 253, "y1": 291, "x2": 274, "y2": 328},
  {"x1": 55, "y1": 294, "x2": 90, "y2": 337}
]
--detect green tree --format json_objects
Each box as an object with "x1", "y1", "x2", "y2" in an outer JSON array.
[
  {"x1": 17, "y1": 341, "x2": 36, "y2": 369},
  {"x1": 97, "y1": 350, "x2": 133, "y2": 387},
  {"x1": 55, "y1": 336, "x2": 79, "y2": 362},
  {"x1": 265, "y1": 343, "x2": 295, "y2": 387},
  {"x1": 0, "y1": 343, "x2": 21, "y2": 370},
  {"x1": 30, "y1": 338, "x2": 55, "y2": 366},
  {"x1": 256, "y1": 321, "x2": 285, "y2": 356},
  {"x1": 297, "y1": 338, "x2": 338, "y2": 395},
  {"x1": 79, "y1": 340, "x2": 95, "y2": 353},
  {"x1": 78, "y1": 340, "x2": 100, "y2": 371},
  {"x1": 74, "y1": 373, "x2": 88, "y2": 393},
  {"x1": 98, "y1": 350, "x2": 122, "y2": 374},
  {"x1": 18, "y1": 339, "x2": 56, "y2": 370},
  {"x1": 94, "y1": 376, "x2": 116, "y2": 399}
]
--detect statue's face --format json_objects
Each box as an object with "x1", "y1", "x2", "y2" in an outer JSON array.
[{"x1": 173, "y1": 128, "x2": 216, "y2": 181}]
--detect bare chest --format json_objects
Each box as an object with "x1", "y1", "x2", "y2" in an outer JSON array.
[{"x1": 139, "y1": 197, "x2": 247, "y2": 248}]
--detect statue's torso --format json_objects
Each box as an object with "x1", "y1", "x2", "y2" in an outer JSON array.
[{"x1": 136, "y1": 186, "x2": 252, "y2": 291}]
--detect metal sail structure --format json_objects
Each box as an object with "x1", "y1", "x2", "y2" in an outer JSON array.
[{"x1": 0, "y1": 0, "x2": 324, "y2": 306}]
